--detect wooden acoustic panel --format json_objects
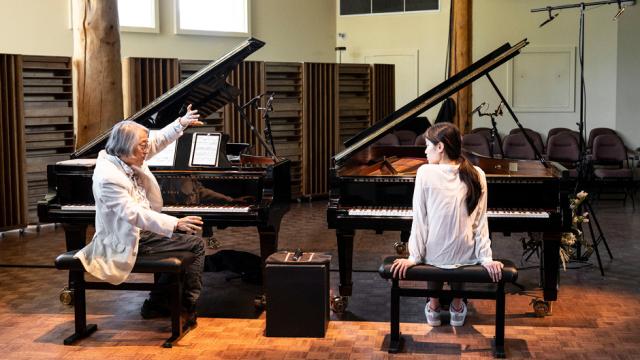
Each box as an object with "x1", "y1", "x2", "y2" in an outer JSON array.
[
  {"x1": 371, "y1": 64, "x2": 395, "y2": 123},
  {"x1": 303, "y1": 63, "x2": 338, "y2": 197},
  {"x1": 179, "y1": 59, "x2": 225, "y2": 132},
  {"x1": 265, "y1": 62, "x2": 303, "y2": 198},
  {"x1": 21, "y1": 55, "x2": 74, "y2": 224},
  {"x1": 123, "y1": 57, "x2": 179, "y2": 118},
  {"x1": 224, "y1": 61, "x2": 266, "y2": 154},
  {"x1": 337, "y1": 64, "x2": 371, "y2": 149},
  {"x1": 0, "y1": 54, "x2": 27, "y2": 230}
]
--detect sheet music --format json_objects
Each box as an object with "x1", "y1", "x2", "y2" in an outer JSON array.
[
  {"x1": 146, "y1": 130, "x2": 177, "y2": 167},
  {"x1": 189, "y1": 132, "x2": 222, "y2": 167}
]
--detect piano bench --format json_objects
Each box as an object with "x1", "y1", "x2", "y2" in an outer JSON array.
[
  {"x1": 54, "y1": 250, "x2": 196, "y2": 348},
  {"x1": 378, "y1": 256, "x2": 518, "y2": 358}
]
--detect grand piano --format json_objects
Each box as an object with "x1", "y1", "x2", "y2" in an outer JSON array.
[
  {"x1": 38, "y1": 38, "x2": 291, "y2": 266},
  {"x1": 327, "y1": 39, "x2": 571, "y2": 314}
]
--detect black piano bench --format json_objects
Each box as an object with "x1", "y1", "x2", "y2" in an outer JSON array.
[
  {"x1": 54, "y1": 250, "x2": 196, "y2": 348},
  {"x1": 378, "y1": 257, "x2": 518, "y2": 358}
]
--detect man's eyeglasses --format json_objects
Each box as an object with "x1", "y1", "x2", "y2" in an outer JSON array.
[{"x1": 138, "y1": 141, "x2": 150, "y2": 151}]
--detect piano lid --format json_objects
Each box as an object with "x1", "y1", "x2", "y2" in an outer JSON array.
[
  {"x1": 333, "y1": 39, "x2": 529, "y2": 167},
  {"x1": 72, "y1": 37, "x2": 266, "y2": 159}
]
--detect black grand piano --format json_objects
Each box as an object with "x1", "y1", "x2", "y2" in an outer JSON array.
[
  {"x1": 38, "y1": 38, "x2": 291, "y2": 265},
  {"x1": 327, "y1": 39, "x2": 571, "y2": 313}
]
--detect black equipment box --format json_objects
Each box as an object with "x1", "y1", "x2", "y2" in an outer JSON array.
[{"x1": 265, "y1": 251, "x2": 331, "y2": 337}]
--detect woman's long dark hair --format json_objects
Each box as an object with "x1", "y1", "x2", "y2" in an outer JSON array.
[{"x1": 425, "y1": 123, "x2": 482, "y2": 215}]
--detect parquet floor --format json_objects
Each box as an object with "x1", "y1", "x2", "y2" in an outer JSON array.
[{"x1": 1, "y1": 199, "x2": 639, "y2": 359}]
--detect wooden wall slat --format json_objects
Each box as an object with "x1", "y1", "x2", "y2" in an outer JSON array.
[
  {"x1": 178, "y1": 59, "x2": 225, "y2": 132},
  {"x1": 1, "y1": 54, "x2": 27, "y2": 230},
  {"x1": 371, "y1": 64, "x2": 395, "y2": 123},
  {"x1": 302, "y1": 63, "x2": 338, "y2": 197},
  {"x1": 265, "y1": 62, "x2": 303, "y2": 198},
  {"x1": 21, "y1": 55, "x2": 72, "y2": 223},
  {"x1": 122, "y1": 57, "x2": 179, "y2": 118},
  {"x1": 223, "y1": 61, "x2": 265, "y2": 152},
  {"x1": 337, "y1": 64, "x2": 371, "y2": 150}
]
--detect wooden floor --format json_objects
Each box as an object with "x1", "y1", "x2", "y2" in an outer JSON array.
[{"x1": 1, "y1": 198, "x2": 639, "y2": 359}]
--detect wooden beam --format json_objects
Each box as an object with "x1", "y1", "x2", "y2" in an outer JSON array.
[
  {"x1": 72, "y1": 0, "x2": 123, "y2": 148},
  {"x1": 449, "y1": 0, "x2": 472, "y2": 134}
]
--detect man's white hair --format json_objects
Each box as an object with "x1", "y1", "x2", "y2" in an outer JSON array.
[{"x1": 105, "y1": 120, "x2": 149, "y2": 157}]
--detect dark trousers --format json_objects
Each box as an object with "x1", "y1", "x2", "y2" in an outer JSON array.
[
  {"x1": 138, "y1": 231, "x2": 205, "y2": 306},
  {"x1": 427, "y1": 281, "x2": 465, "y2": 307}
]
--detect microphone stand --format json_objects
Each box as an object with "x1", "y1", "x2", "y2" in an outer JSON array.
[
  {"x1": 259, "y1": 94, "x2": 277, "y2": 158},
  {"x1": 235, "y1": 95, "x2": 277, "y2": 159},
  {"x1": 531, "y1": 0, "x2": 631, "y2": 275},
  {"x1": 477, "y1": 102, "x2": 504, "y2": 158}
]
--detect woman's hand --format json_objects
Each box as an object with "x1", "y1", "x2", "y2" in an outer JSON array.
[
  {"x1": 482, "y1": 260, "x2": 504, "y2": 282},
  {"x1": 179, "y1": 104, "x2": 203, "y2": 127},
  {"x1": 175, "y1": 215, "x2": 203, "y2": 234},
  {"x1": 390, "y1": 258, "x2": 416, "y2": 279}
]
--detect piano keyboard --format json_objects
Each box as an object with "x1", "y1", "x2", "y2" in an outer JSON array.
[
  {"x1": 346, "y1": 207, "x2": 549, "y2": 219},
  {"x1": 61, "y1": 204, "x2": 251, "y2": 213}
]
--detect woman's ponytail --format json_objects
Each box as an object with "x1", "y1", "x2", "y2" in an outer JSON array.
[
  {"x1": 425, "y1": 123, "x2": 482, "y2": 215},
  {"x1": 458, "y1": 156, "x2": 481, "y2": 214}
]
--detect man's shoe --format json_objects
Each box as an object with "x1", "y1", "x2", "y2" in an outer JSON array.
[
  {"x1": 449, "y1": 301, "x2": 467, "y2": 327},
  {"x1": 140, "y1": 299, "x2": 170, "y2": 319},
  {"x1": 424, "y1": 301, "x2": 442, "y2": 327}
]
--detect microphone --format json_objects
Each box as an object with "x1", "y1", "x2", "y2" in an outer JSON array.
[
  {"x1": 539, "y1": 13, "x2": 558, "y2": 28},
  {"x1": 469, "y1": 102, "x2": 486, "y2": 116},
  {"x1": 613, "y1": 6, "x2": 625, "y2": 21},
  {"x1": 261, "y1": 93, "x2": 275, "y2": 111},
  {"x1": 240, "y1": 93, "x2": 265, "y2": 110}
]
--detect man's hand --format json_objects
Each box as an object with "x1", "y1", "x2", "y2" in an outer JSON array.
[
  {"x1": 390, "y1": 258, "x2": 416, "y2": 279},
  {"x1": 176, "y1": 215, "x2": 203, "y2": 234},
  {"x1": 179, "y1": 104, "x2": 204, "y2": 127},
  {"x1": 482, "y1": 260, "x2": 504, "y2": 282}
]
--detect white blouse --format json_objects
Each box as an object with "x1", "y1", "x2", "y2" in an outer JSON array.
[{"x1": 407, "y1": 163, "x2": 493, "y2": 268}]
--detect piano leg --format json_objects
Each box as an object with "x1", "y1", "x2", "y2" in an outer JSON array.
[
  {"x1": 532, "y1": 231, "x2": 560, "y2": 316},
  {"x1": 336, "y1": 229, "x2": 354, "y2": 298},
  {"x1": 63, "y1": 223, "x2": 88, "y2": 251},
  {"x1": 542, "y1": 232, "x2": 560, "y2": 302},
  {"x1": 256, "y1": 225, "x2": 280, "y2": 310},
  {"x1": 258, "y1": 225, "x2": 279, "y2": 263}
]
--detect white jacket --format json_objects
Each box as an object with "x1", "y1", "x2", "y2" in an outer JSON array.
[{"x1": 74, "y1": 120, "x2": 185, "y2": 284}]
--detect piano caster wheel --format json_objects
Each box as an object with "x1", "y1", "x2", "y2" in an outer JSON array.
[
  {"x1": 531, "y1": 299, "x2": 552, "y2": 317},
  {"x1": 60, "y1": 286, "x2": 74, "y2": 306},
  {"x1": 330, "y1": 296, "x2": 349, "y2": 314},
  {"x1": 254, "y1": 295, "x2": 266, "y2": 310},
  {"x1": 393, "y1": 241, "x2": 407, "y2": 256}
]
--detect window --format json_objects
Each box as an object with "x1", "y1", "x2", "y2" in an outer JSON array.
[
  {"x1": 118, "y1": 0, "x2": 159, "y2": 33},
  {"x1": 340, "y1": 0, "x2": 438, "y2": 16},
  {"x1": 68, "y1": 0, "x2": 159, "y2": 33},
  {"x1": 175, "y1": 0, "x2": 250, "y2": 37}
]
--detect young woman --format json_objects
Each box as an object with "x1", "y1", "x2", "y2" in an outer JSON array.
[{"x1": 390, "y1": 123, "x2": 504, "y2": 327}]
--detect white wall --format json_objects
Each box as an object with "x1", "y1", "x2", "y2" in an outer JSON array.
[
  {"x1": 473, "y1": 0, "x2": 621, "y2": 144},
  {"x1": 0, "y1": 0, "x2": 336, "y2": 62},
  {"x1": 616, "y1": 5, "x2": 640, "y2": 150},
  {"x1": 336, "y1": 0, "x2": 450, "y2": 119},
  {"x1": 337, "y1": 0, "x2": 637, "y2": 146}
]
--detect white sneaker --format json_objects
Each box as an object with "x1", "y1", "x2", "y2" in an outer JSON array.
[
  {"x1": 424, "y1": 301, "x2": 441, "y2": 326},
  {"x1": 449, "y1": 301, "x2": 467, "y2": 327}
]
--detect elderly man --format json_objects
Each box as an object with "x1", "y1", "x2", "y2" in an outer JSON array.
[{"x1": 74, "y1": 105, "x2": 205, "y2": 323}]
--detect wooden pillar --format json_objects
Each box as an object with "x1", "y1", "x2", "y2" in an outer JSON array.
[
  {"x1": 72, "y1": 0, "x2": 123, "y2": 148},
  {"x1": 449, "y1": 0, "x2": 472, "y2": 134}
]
